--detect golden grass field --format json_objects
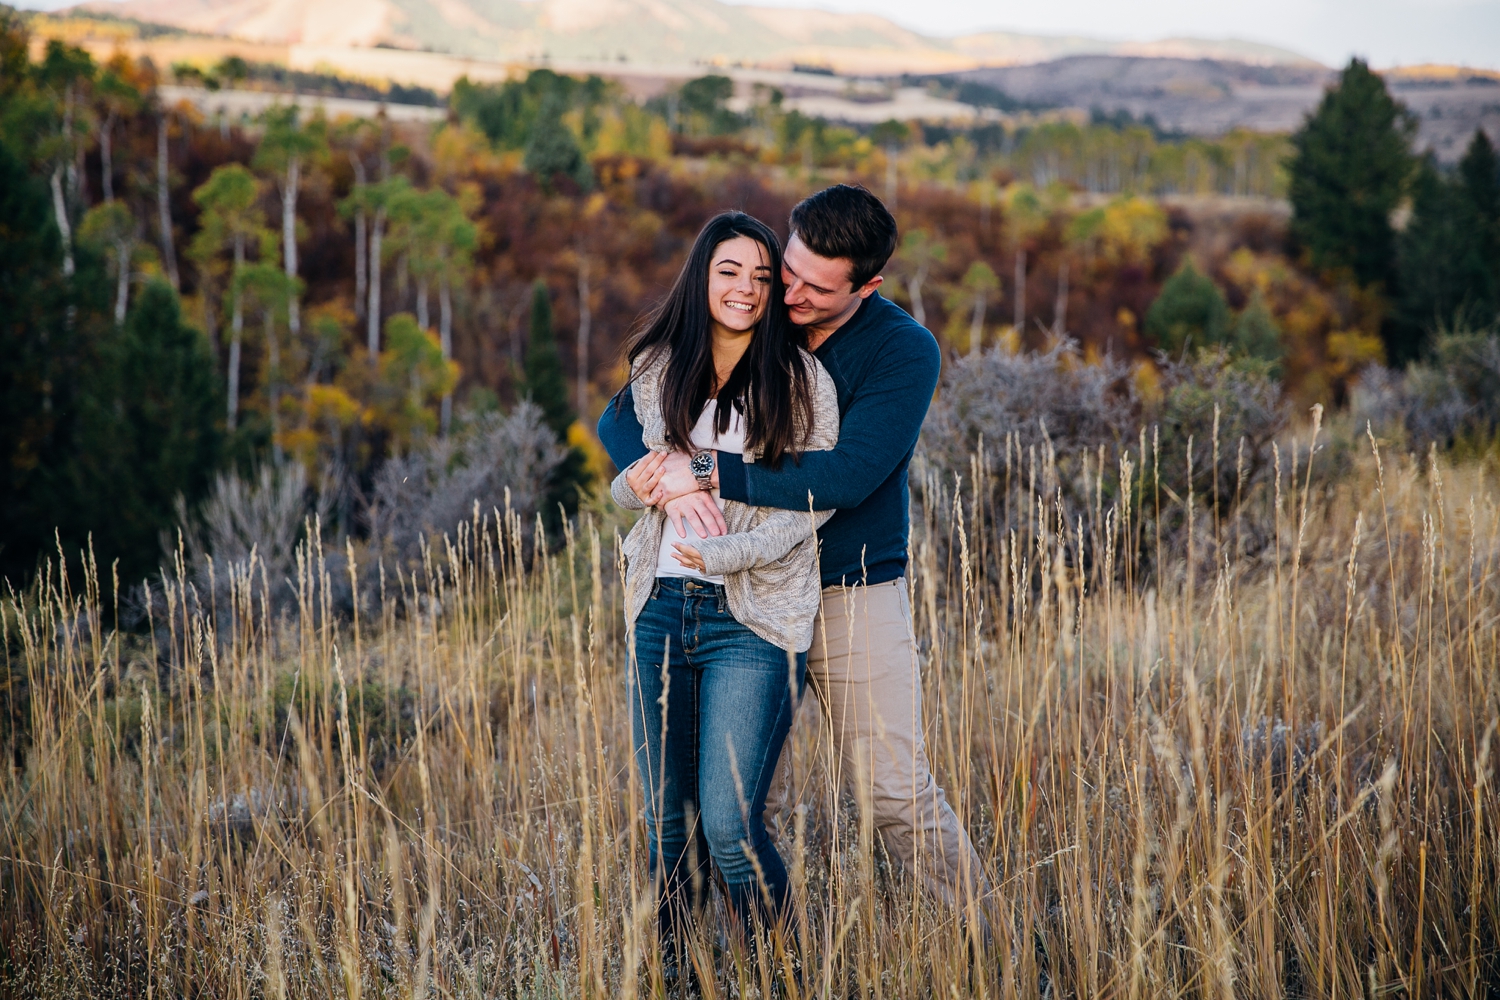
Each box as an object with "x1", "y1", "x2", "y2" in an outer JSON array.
[{"x1": 2, "y1": 418, "x2": 1497, "y2": 997}]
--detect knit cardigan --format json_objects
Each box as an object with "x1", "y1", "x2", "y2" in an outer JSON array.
[{"x1": 611, "y1": 347, "x2": 839, "y2": 652}]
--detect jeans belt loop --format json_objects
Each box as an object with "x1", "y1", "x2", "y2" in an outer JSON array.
[{"x1": 651, "y1": 577, "x2": 662, "y2": 600}]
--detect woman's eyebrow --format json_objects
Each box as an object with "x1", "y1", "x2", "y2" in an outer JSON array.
[{"x1": 715, "y1": 257, "x2": 743, "y2": 268}]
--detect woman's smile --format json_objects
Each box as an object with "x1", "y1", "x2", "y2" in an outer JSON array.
[{"x1": 707, "y1": 234, "x2": 772, "y2": 336}]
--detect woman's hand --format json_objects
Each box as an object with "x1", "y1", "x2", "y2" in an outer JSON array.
[
  {"x1": 625, "y1": 451, "x2": 667, "y2": 504},
  {"x1": 671, "y1": 543, "x2": 707, "y2": 573},
  {"x1": 664, "y1": 492, "x2": 727, "y2": 538}
]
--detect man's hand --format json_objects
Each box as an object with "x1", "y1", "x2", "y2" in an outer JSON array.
[
  {"x1": 671, "y1": 543, "x2": 706, "y2": 573},
  {"x1": 663, "y1": 492, "x2": 727, "y2": 538},
  {"x1": 652, "y1": 451, "x2": 717, "y2": 504},
  {"x1": 624, "y1": 450, "x2": 667, "y2": 504}
]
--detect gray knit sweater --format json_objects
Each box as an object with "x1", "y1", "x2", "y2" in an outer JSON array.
[{"x1": 611, "y1": 347, "x2": 839, "y2": 652}]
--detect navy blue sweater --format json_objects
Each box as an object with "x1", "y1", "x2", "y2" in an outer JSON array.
[{"x1": 596, "y1": 292, "x2": 941, "y2": 588}]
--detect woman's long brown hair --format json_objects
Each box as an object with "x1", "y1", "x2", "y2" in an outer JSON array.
[{"x1": 614, "y1": 212, "x2": 813, "y2": 467}]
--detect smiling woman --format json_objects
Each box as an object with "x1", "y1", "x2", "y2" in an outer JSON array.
[{"x1": 602, "y1": 210, "x2": 842, "y2": 969}]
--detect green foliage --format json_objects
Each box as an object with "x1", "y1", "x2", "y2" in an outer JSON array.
[
  {"x1": 1286, "y1": 59, "x2": 1414, "y2": 307},
  {"x1": 1396, "y1": 132, "x2": 1500, "y2": 347},
  {"x1": 869, "y1": 119, "x2": 909, "y2": 148},
  {"x1": 378, "y1": 313, "x2": 457, "y2": 446},
  {"x1": 1233, "y1": 291, "x2": 1284, "y2": 367},
  {"x1": 0, "y1": 135, "x2": 77, "y2": 582},
  {"x1": 87, "y1": 281, "x2": 225, "y2": 580},
  {"x1": 452, "y1": 69, "x2": 607, "y2": 154},
  {"x1": 253, "y1": 105, "x2": 328, "y2": 176},
  {"x1": 676, "y1": 75, "x2": 740, "y2": 135},
  {"x1": 1145, "y1": 260, "x2": 1230, "y2": 356},
  {"x1": 385, "y1": 185, "x2": 478, "y2": 299},
  {"x1": 518, "y1": 280, "x2": 590, "y2": 520},
  {"x1": 524, "y1": 92, "x2": 593, "y2": 190},
  {"x1": 521, "y1": 280, "x2": 573, "y2": 436}
]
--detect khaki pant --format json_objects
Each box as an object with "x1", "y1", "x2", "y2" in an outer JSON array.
[{"x1": 766, "y1": 578, "x2": 992, "y2": 912}]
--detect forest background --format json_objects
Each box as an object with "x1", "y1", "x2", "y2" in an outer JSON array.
[{"x1": 1, "y1": 2, "x2": 1498, "y2": 599}]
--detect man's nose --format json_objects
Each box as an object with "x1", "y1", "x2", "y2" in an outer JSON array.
[{"x1": 784, "y1": 277, "x2": 803, "y2": 303}]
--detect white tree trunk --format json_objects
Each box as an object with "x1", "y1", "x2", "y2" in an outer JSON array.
[
  {"x1": 907, "y1": 266, "x2": 926, "y2": 328},
  {"x1": 416, "y1": 281, "x2": 429, "y2": 331},
  {"x1": 439, "y1": 274, "x2": 453, "y2": 435},
  {"x1": 283, "y1": 154, "x2": 300, "y2": 337},
  {"x1": 115, "y1": 238, "x2": 130, "y2": 324},
  {"x1": 50, "y1": 167, "x2": 75, "y2": 278},
  {"x1": 228, "y1": 233, "x2": 244, "y2": 430},
  {"x1": 157, "y1": 115, "x2": 179, "y2": 290},
  {"x1": 367, "y1": 206, "x2": 384, "y2": 359}
]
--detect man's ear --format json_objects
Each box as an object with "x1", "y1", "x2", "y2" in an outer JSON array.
[{"x1": 855, "y1": 274, "x2": 884, "y2": 300}]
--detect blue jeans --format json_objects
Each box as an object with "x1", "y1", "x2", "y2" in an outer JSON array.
[{"x1": 629, "y1": 577, "x2": 806, "y2": 939}]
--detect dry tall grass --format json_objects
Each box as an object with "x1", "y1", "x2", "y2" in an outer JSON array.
[{"x1": 2, "y1": 419, "x2": 1497, "y2": 997}]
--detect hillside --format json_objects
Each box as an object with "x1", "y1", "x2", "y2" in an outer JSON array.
[
  {"x1": 76, "y1": 0, "x2": 1316, "y2": 74},
  {"x1": 960, "y1": 56, "x2": 1500, "y2": 160}
]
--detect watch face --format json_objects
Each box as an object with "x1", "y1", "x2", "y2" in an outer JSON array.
[{"x1": 690, "y1": 451, "x2": 714, "y2": 477}]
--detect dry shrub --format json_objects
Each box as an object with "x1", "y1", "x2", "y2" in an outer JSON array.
[{"x1": 1353, "y1": 328, "x2": 1500, "y2": 452}]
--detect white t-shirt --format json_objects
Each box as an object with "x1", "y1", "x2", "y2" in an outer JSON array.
[{"x1": 655, "y1": 398, "x2": 745, "y2": 583}]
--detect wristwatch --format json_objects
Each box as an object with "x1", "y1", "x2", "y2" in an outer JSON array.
[{"x1": 690, "y1": 450, "x2": 716, "y2": 491}]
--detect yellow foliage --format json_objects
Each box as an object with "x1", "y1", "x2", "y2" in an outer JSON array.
[
  {"x1": 1132, "y1": 360, "x2": 1163, "y2": 408},
  {"x1": 1095, "y1": 197, "x2": 1168, "y2": 267},
  {"x1": 1325, "y1": 330, "x2": 1386, "y2": 381},
  {"x1": 569, "y1": 421, "x2": 616, "y2": 481},
  {"x1": 379, "y1": 314, "x2": 460, "y2": 450}
]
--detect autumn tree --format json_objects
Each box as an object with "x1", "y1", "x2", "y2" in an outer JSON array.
[
  {"x1": 254, "y1": 105, "x2": 327, "y2": 341},
  {"x1": 1146, "y1": 259, "x2": 1230, "y2": 356},
  {"x1": 191, "y1": 163, "x2": 270, "y2": 431},
  {"x1": 1287, "y1": 59, "x2": 1415, "y2": 355},
  {"x1": 894, "y1": 229, "x2": 947, "y2": 328},
  {"x1": 1397, "y1": 130, "x2": 1500, "y2": 339}
]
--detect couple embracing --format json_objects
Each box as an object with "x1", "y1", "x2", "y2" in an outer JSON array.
[{"x1": 599, "y1": 185, "x2": 990, "y2": 967}]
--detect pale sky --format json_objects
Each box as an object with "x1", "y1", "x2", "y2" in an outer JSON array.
[
  {"x1": 22, "y1": 0, "x2": 1500, "y2": 68},
  {"x1": 732, "y1": 0, "x2": 1500, "y2": 69}
]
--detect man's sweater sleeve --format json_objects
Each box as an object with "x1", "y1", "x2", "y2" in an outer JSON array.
[
  {"x1": 596, "y1": 387, "x2": 651, "y2": 473},
  {"x1": 718, "y1": 331, "x2": 940, "y2": 511}
]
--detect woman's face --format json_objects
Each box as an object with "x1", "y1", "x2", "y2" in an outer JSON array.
[{"x1": 706, "y1": 235, "x2": 773, "y2": 337}]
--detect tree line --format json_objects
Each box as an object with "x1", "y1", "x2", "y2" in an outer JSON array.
[{"x1": 2, "y1": 11, "x2": 1498, "y2": 589}]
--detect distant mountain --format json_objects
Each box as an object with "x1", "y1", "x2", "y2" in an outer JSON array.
[
  {"x1": 959, "y1": 56, "x2": 1500, "y2": 161},
  {"x1": 78, "y1": 0, "x2": 1318, "y2": 74}
]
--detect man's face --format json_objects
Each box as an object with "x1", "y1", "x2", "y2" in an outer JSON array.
[{"x1": 782, "y1": 234, "x2": 882, "y2": 333}]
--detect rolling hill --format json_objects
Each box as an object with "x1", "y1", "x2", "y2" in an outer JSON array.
[{"x1": 77, "y1": 0, "x2": 1318, "y2": 75}]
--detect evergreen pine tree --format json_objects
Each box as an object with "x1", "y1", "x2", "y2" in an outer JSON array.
[
  {"x1": 78, "y1": 281, "x2": 224, "y2": 581},
  {"x1": 1397, "y1": 155, "x2": 1472, "y2": 336},
  {"x1": 1145, "y1": 260, "x2": 1231, "y2": 356},
  {"x1": 1457, "y1": 128, "x2": 1500, "y2": 323},
  {"x1": 1233, "y1": 290, "x2": 1284, "y2": 366},
  {"x1": 523, "y1": 93, "x2": 592, "y2": 191},
  {"x1": 0, "y1": 137, "x2": 72, "y2": 581},
  {"x1": 1287, "y1": 59, "x2": 1415, "y2": 346},
  {"x1": 0, "y1": 135, "x2": 116, "y2": 583},
  {"x1": 522, "y1": 280, "x2": 575, "y2": 436},
  {"x1": 520, "y1": 279, "x2": 589, "y2": 522}
]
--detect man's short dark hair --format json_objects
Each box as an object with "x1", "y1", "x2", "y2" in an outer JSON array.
[{"x1": 788, "y1": 184, "x2": 898, "y2": 290}]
